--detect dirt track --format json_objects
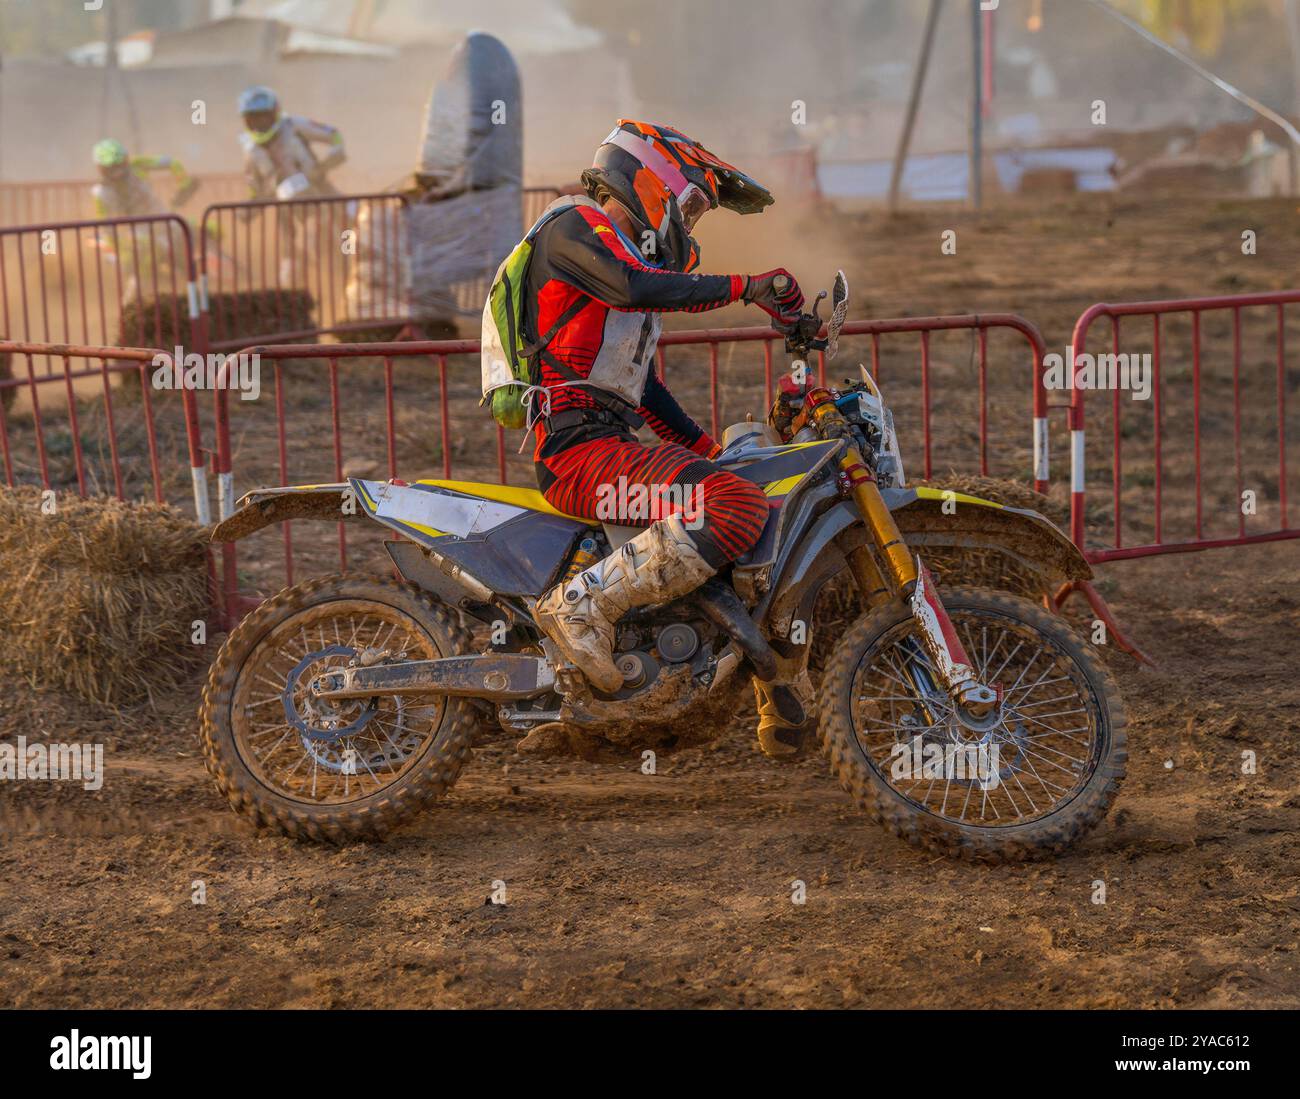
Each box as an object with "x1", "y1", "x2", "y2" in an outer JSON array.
[
  {"x1": 1, "y1": 539, "x2": 1297, "y2": 1009},
  {"x1": 2, "y1": 193, "x2": 1299, "y2": 1007}
]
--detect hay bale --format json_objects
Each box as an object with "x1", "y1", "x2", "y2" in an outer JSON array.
[
  {"x1": 114, "y1": 294, "x2": 190, "y2": 351},
  {"x1": 0, "y1": 486, "x2": 209, "y2": 707},
  {"x1": 204, "y1": 289, "x2": 316, "y2": 346},
  {"x1": 908, "y1": 544, "x2": 1046, "y2": 600},
  {"x1": 113, "y1": 290, "x2": 318, "y2": 400},
  {"x1": 115, "y1": 290, "x2": 316, "y2": 351}
]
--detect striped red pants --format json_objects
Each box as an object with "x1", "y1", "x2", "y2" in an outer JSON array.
[{"x1": 537, "y1": 435, "x2": 768, "y2": 568}]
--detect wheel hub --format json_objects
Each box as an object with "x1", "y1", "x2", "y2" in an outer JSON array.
[{"x1": 282, "y1": 645, "x2": 378, "y2": 742}]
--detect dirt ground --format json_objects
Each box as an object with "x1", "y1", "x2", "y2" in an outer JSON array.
[
  {"x1": 2, "y1": 192, "x2": 1299, "y2": 1008},
  {"x1": 1, "y1": 542, "x2": 1297, "y2": 1009}
]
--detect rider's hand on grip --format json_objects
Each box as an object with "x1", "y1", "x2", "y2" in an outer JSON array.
[{"x1": 744, "y1": 268, "x2": 805, "y2": 325}]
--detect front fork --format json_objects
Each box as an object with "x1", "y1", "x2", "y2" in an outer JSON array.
[{"x1": 838, "y1": 451, "x2": 999, "y2": 716}]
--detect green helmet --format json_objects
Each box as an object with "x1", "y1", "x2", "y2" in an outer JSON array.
[{"x1": 93, "y1": 138, "x2": 128, "y2": 167}]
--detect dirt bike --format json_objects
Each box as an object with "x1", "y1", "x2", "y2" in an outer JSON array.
[{"x1": 200, "y1": 272, "x2": 1126, "y2": 861}]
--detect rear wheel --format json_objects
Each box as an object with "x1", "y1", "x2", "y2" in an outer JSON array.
[
  {"x1": 200, "y1": 575, "x2": 476, "y2": 841},
  {"x1": 819, "y1": 586, "x2": 1126, "y2": 861}
]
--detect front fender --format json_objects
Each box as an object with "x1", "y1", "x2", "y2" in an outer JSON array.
[
  {"x1": 763, "y1": 486, "x2": 1089, "y2": 639},
  {"x1": 884, "y1": 486, "x2": 1091, "y2": 584}
]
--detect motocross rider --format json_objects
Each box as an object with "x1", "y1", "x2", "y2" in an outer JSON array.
[
  {"x1": 90, "y1": 139, "x2": 197, "y2": 301},
  {"x1": 237, "y1": 85, "x2": 347, "y2": 200},
  {"x1": 521, "y1": 120, "x2": 813, "y2": 759},
  {"x1": 91, "y1": 138, "x2": 197, "y2": 218}
]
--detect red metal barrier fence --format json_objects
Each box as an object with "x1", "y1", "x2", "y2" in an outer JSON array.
[
  {"x1": 0, "y1": 339, "x2": 202, "y2": 506},
  {"x1": 0, "y1": 214, "x2": 212, "y2": 524},
  {"x1": 0, "y1": 188, "x2": 566, "y2": 539},
  {"x1": 201, "y1": 314, "x2": 1048, "y2": 616},
  {"x1": 1, "y1": 179, "x2": 562, "y2": 232},
  {"x1": 197, "y1": 193, "x2": 411, "y2": 349},
  {"x1": 3, "y1": 187, "x2": 1296, "y2": 653},
  {"x1": 195, "y1": 189, "x2": 564, "y2": 349},
  {"x1": 0, "y1": 338, "x2": 221, "y2": 617},
  {"x1": 1067, "y1": 290, "x2": 1300, "y2": 562},
  {"x1": 0, "y1": 212, "x2": 201, "y2": 351}
]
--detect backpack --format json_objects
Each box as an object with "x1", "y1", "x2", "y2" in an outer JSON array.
[{"x1": 480, "y1": 195, "x2": 602, "y2": 429}]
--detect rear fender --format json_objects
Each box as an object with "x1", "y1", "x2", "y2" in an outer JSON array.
[
  {"x1": 208, "y1": 483, "x2": 364, "y2": 542},
  {"x1": 208, "y1": 484, "x2": 503, "y2": 613}
]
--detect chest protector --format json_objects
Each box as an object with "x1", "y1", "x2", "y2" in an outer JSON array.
[
  {"x1": 481, "y1": 196, "x2": 660, "y2": 429},
  {"x1": 240, "y1": 120, "x2": 321, "y2": 188}
]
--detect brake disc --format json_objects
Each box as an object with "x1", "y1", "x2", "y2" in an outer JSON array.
[{"x1": 281, "y1": 645, "x2": 377, "y2": 743}]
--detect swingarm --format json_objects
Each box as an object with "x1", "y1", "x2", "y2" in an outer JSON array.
[{"x1": 311, "y1": 652, "x2": 555, "y2": 702}]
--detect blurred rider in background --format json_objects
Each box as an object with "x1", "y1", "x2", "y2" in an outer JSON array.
[
  {"x1": 91, "y1": 138, "x2": 197, "y2": 219},
  {"x1": 89, "y1": 138, "x2": 198, "y2": 301},
  {"x1": 238, "y1": 85, "x2": 347, "y2": 201},
  {"x1": 238, "y1": 85, "x2": 349, "y2": 285}
]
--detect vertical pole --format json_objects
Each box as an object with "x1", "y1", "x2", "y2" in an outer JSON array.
[
  {"x1": 1069, "y1": 326, "x2": 1088, "y2": 551},
  {"x1": 920, "y1": 331, "x2": 932, "y2": 479},
  {"x1": 1032, "y1": 328, "x2": 1049, "y2": 496},
  {"x1": 101, "y1": 0, "x2": 117, "y2": 138},
  {"x1": 0, "y1": 3, "x2": 6, "y2": 183},
  {"x1": 1286, "y1": 0, "x2": 1300, "y2": 194},
  {"x1": 763, "y1": 340, "x2": 773, "y2": 408},
  {"x1": 888, "y1": 0, "x2": 945, "y2": 212},
  {"x1": 982, "y1": 6, "x2": 995, "y2": 115},
  {"x1": 708, "y1": 342, "x2": 719, "y2": 438},
  {"x1": 969, "y1": 0, "x2": 984, "y2": 210}
]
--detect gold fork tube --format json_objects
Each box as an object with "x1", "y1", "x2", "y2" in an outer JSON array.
[
  {"x1": 845, "y1": 544, "x2": 891, "y2": 608},
  {"x1": 839, "y1": 453, "x2": 917, "y2": 594}
]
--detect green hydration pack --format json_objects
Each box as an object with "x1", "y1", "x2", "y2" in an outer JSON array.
[{"x1": 480, "y1": 195, "x2": 601, "y2": 430}]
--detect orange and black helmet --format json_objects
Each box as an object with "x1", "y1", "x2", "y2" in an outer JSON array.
[{"x1": 581, "y1": 120, "x2": 774, "y2": 272}]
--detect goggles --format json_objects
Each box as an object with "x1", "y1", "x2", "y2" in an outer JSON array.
[
  {"x1": 242, "y1": 111, "x2": 280, "y2": 142},
  {"x1": 602, "y1": 129, "x2": 714, "y2": 230},
  {"x1": 677, "y1": 184, "x2": 711, "y2": 229}
]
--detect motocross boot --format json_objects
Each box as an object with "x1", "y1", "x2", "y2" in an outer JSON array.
[
  {"x1": 534, "y1": 513, "x2": 714, "y2": 693},
  {"x1": 754, "y1": 672, "x2": 816, "y2": 761}
]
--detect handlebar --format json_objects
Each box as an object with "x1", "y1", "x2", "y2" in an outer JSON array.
[{"x1": 774, "y1": 269, "x2": 848, "y2": 362}]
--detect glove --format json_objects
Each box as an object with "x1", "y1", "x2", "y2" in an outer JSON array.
[{"x1": 744, "y1": 268, "x2": 804, "y2": 324}]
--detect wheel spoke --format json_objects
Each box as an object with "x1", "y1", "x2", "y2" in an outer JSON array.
[
  {"x1": 230, "y1": 599, "x2": 445, "y2": 808},
  {"x1": 847, "y1": 600, "x2": 1103, "y2": 831}
]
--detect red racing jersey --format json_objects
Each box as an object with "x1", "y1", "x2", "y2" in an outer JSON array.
[{"x1": 523, "y1": 202, "x2": 745, "y2": 464}]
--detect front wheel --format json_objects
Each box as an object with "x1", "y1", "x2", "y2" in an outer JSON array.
[
  {"x1": 199, "y1": 575, "x2": 477, "y2": 842},
  {"x1": 819, "y1": 585, "x2": 1126, "y2": 862}
]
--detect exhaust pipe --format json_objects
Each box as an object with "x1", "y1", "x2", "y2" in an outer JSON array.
[{"x1": 692, "y1": 581, "x2": 779, "y2": 682}]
